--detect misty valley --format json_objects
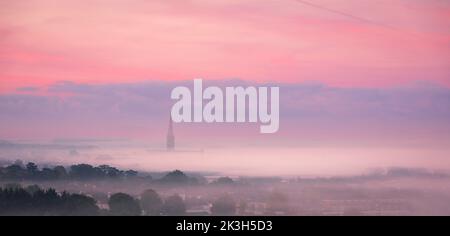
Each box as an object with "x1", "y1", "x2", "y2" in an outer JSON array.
[{"x1": 1, "y1": 159, "x2": 450, "y2": 216}]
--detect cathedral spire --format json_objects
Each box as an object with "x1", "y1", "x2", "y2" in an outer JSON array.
[{"x1": 166, "y1": 115, "x2": 175, "y2": 150}]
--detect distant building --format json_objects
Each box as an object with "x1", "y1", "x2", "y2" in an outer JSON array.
[{"x1": 166, "y1": 116, "x2": 175, "y2": 151}]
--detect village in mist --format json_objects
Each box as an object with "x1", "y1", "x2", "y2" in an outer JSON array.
[
  {"x1": 2, "y1": 141, "x2": 450, "y2": 216},
  {"x1": 1, "y1": 0, "x2": 449, "y2": 221},
  {"x1": 2, "y1": 112, "x2": 450, "y2": 216}
]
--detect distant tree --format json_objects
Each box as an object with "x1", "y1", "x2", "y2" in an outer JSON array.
[
  {"x1": 91, "y1": 192, "x2": 109, "y2": 204},
  {"x1": 3, "y1": 183, "x2": 22, "y2": 190},
  {"x1": 70, "y1": 164, "x2": 101, "y2": 179},
  {"x1": 40, "y1": 168, "x2": 57, "y2": 180},
  {"x1": 161, "y1": 170, "x2": 190, "y2": 183},
  {"x1": 213, "y1": 177, "x2": 235, "y2": 185},
  {"x1": 125, "y1": 170, "x2": 138, "y2": 178},
  {"x1": 140, "y1": 189, "x2": 163, "y2": 215},
  {"x1": 53, "y1": 166, "x2": 68, "y2": 179},
  {"x1": 211, "y1": 194, "x2": 236, "y2": 216},
  {"x1": 108, "y1": 193, "x2": 141, "y2": 216},
  {"x1": 25, "y1": 184, "x2": 41, "y2": 195},
  {"x1": 61, "y1": 193, "x2": 99, "y2": 216},
  {"x1": 0, "y1": 185, "x2": 100, "y2": 216},
  {"x1": 0, "y1": 162, "x2": 144, "y2": 181},
  {"x1": 0, "y1": 185, "x2": 32, "y2": 215},
  {"x1": 33, "y1": 188, "x2": 60, "y2": 213},
  {"x1": 161, "y1": 194, "x2": 186, "y2": 216},
  {"x1": 98, "y1": 165, "x2": 122, "y2": 178},
  {"x1": 26, "y1": 162, "x2": 38, "y2": 176},
  {"x1": 5, "y1": 165, "x2": 25, "y2": 179}
]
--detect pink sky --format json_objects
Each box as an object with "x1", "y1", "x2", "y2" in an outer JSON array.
[
  {"x1": 1, "y1": 0, "x2": 450, "y2": 93},
  {"x1": 0, "y1": 0, "x2": 449, "y2": 146}
]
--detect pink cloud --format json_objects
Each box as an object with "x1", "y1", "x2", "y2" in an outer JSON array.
[{"x1": 0, "y1": 0, "x2": 449, "y2": 92}]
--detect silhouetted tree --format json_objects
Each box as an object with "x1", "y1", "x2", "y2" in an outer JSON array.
[
  {"x1": 0, "y1": 162, "x2": 145, "y2": 181},
  {"x1": 5, "y1": 165, "x2": 25, "y2": 179},
  {"x1": 26, "y1": 162, "x2": 38, "y2": 177},
  {"x1": 3, "y1": 183, "x2": 22, "y2": 189},
  {"x1": 61, "y1": 193, "x2": 99, "y2": 216},
  {"x1": 125, "y1": 170, "x2": 138, "y2": 178},
  {"x1": 40, "y1": 168, "x2": 57, "y2": 180},
  {"x1": 0, "y1": 186, "x2": 32, "y2": 214},
  {"x1": 160, "y1": 170, "x2": 197, "y2": 184},
  {"x1": 98, "y1": 165, "x2": 122, "y2": 178},
  {"x1": 70, "y1": 164, "x2": 101, "y2": 179},
  {"x1": 0, "y1": 185, "x2": 99, "y2": 216},
  {"x1": 161, "y1": 194, "x2": 186, "y2": 216},
  {"x1": 212, "y1": 177, "x2": 235, "y2": 185},
  {"x1": 25, "y1": 184, "x2": 41, "y2": 195},
  {"x1": 108, "y1": 193, "x2": 141, "y2": 216},
  {"x1": 140, "y1": 189, "x2": 163, "y2": 215},
  {"x1": 162, "y1": 170, "x2": 187, "y2": 182},
  {"x1": 53, "y1": 166, "x2": 68, "y2": 179}
]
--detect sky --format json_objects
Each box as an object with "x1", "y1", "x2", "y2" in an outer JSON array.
[{"x1": 0, "y1": 0, "x2": 450, "y2": 147}]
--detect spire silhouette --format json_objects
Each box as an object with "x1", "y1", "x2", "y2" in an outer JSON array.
[{"x1": 166, "y1": 115, "x2": 175, "y2": 151}]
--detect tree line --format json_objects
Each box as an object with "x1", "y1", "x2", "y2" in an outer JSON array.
[
  {"x1": 0, "y1": 161, "x2": 138, "y2": 181},
  {"x1": 0, "y1": 184, "x2": 187, "y2": 216},
  {"x1": 0, "y1": 161, "x2": 203, "y2": 185}
]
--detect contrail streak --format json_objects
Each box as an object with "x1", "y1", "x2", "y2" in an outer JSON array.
[{"x1": 294, "y1": 0, "x2": 396, "y2": 30}]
